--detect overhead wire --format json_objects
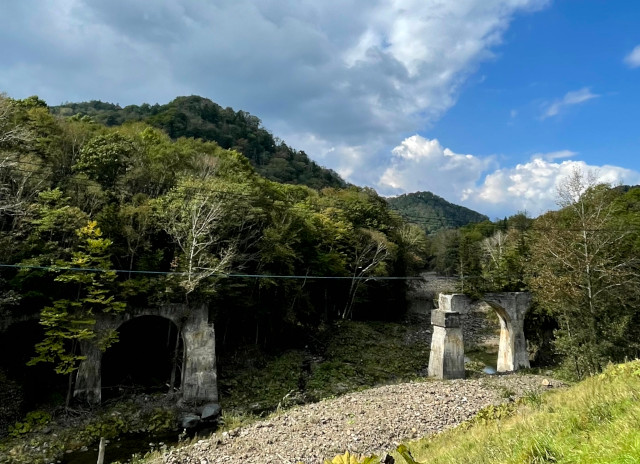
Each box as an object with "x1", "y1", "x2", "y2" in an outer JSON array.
[{"x1": 0, "y1": 263, "x2": 423, "y2": 280}]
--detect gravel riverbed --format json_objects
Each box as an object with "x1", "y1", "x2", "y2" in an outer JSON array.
[{"x1": 158, "y1": 374, "x2": 560, "y2": 464}]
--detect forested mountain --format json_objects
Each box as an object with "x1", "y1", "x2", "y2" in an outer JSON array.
[
  {"x1": 51, "y1": 96, "x2": 346, "y2": 190},
  {"x1": 386, "y1": 191, "x2": 488, "y2": 234},
  {"x1": 0, "y1": 93, "x2": 429, "y2": 380}
]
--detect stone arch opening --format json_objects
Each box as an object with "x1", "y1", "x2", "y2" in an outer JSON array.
[
  {"x1": 101, "y1": 315, "x2": 184, "y2": 399},
  {"x1": 428, "y1": 292, "x2": 531, "y2": 379},
  {"x1": 483, "y1": 293, "x2": 531, "y2": 372}
]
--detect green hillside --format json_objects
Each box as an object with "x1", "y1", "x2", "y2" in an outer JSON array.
[
  {"x1": 51, "y1": 96, "x2": 346, "y2": 190},
  {"x1": 387, "y1": 191, "x2": 488, "y2": 234}
]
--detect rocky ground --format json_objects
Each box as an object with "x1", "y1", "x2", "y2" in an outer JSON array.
[{"x1": 156, "y1": 374, "x2": 561, "y2": 464}]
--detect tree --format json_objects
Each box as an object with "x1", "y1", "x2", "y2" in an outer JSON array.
[
  {"x1": 0, "y1": 93, "x2": 41, "y2": 220},
  {"x1": 28, "y1": 221, "x2": 125, "y2": 407},
  {"x1": 529, "y1": 168, "x2": 640, "y2": 378},
  {"x1": 154, "y1": 176, "x2": 237, "y2": 304},
  {"x1": 342, "y1": 229, "x2": 393, "y2": 320},
  {"x1": 73, "y1": 132, "x2": 136, "y2": 189},
  {"x1": 480, "y1": 213, "x2": 531, "y2": 292}
]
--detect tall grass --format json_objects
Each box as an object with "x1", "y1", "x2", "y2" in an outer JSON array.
[{"x1": 396, "y1": 360, "x2": 640, "y2": 463}]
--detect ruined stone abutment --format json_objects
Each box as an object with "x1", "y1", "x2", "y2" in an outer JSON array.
[{"x1": 74, "y1": 304, "x2": 218, "y2": 405}]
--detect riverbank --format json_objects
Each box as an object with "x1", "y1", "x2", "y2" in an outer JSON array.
[{"x1": 155, "y1": 374, "x2": 560, "y2": 464}]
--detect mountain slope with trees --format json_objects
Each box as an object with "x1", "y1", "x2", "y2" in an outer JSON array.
[
  {"x1": 0, "y1": 92, "x2": 430, "y2": 417},
  {"x1": 51, "y1": 96, "x2": 346, "y2": 190},
  {"x1": 387, "y1": 191, "x2": 488, "y2": 235}
]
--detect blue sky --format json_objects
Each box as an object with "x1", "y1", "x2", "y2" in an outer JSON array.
[{"x1": 1, "y1": 0, "x2": 639, "y2": 218}]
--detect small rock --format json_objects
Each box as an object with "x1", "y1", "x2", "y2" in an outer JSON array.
[{"x1": 541, "y1": 378, "x2": 551, "y2": 387}]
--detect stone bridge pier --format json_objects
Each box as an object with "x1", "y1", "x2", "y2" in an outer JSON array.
[
  {"x1": 427, "y1": 293, "x2": 466, "y2": 379},
  {"x1": 484, "y1": 292, "x2": 531, "y2": 372},
  {"x1": 73, "y1": 304, "x2": 218, "y2": 405},
  {"x1": 428, "y1": 292, "x2": 532, "y2": 379}
]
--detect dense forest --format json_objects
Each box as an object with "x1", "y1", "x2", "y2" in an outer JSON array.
[
  {"x1": 386, "y1": 191, "x2": 488, "y2": 234},
  {"x1": 51, "y1": 96, "x2": 346, "y2": 190},
  {"x1": 2, "y1": 91, "x2": 640, "y2": 434},
  {"x1": 0, "y1": 93, "x2": 432, "y2": 418}
]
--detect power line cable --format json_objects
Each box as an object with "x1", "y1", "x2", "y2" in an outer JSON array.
[{"x1": 0, "y1": 263, "x2": 423, "y2": 280}]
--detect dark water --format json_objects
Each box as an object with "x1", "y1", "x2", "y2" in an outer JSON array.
[{"x1": 61, "y1": 432, "x2": 180, "y2": 464}]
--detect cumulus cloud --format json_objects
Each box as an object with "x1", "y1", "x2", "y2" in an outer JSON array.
[
  {"x1": 378, "y1": 135, "x2": 497, "y2": 200},
  {"x1": 532, "y1": 150, "x2": 576, "y2": 161},
  {"x1": 379, "y1": 137, "x2": 640, "y2": 218},
  {"x1": 471, "y1": 158, "x2": 640, "y2": 217},
  {"x1": 624, "y1": 45, "x2": 640, "y2": 68},
  {"x1": 0, "y1": 0, "x2": 549, "y2": 186},
  {"x1": 542, "y1": 87, "x2": 599, "y2": 119}
]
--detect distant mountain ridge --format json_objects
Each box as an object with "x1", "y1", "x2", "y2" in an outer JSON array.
[
  {"x1": 387, "y1": 191, "x2": 488, "y2": 234},
  {"x1": 51, "y1": 96, "x2": 346, "y2": 190}
]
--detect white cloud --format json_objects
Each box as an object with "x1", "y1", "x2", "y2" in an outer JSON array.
[
  {"x1": 0, "y1": 0, "x2": 549, "y2": 187},
  {"x1": 379, "y1": 137, "x2": 640, "y2": 218},
  {"x1": 531, "y1": 150, "x2": 576, "y2": 161},
  {"x1": 542, "y1": 87, "x2": 599, "y2": 119},
  {"x1": 624, "y1": 45, "x2": 640, "y2": 68},
  {"x1": 378, "y1": 135, "x2": 497, "y2": 200},
  {"x1": 472, "y1": 158, "x2": 640, "y2": 217}
]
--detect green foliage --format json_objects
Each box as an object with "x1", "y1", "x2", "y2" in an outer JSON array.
[
  {"x1": 28, "y1": 221, "x2": 125, "y2": 378},
  {"x1": 74, "y1": 132, "x2": 137, "y2": 188},
  {"x1": 598, "y1": 359, "x2": 640, "y2": 381},
  {"x1": 387, "y1": 191, "x2": 488, "y2": 235},
  {"x1": 469, "y1": 403, "x2": 517, "y2": 426},
  {"x1": 8, "y1": 411, "x2": 51, "y2": 438},
  {"x1": 323, "y1": 451, "x2": 379, "y2": 464},
  {"x1": 396, "y1": 444, "x2": 425, "y2": 464},
  {"x1": 2, "y1": 92, "x2": 425, "y2": 380},
  {"x1": 52, "y1": 96, "x2": 346, "y2": 190},
  {"x1": 529, "y1": 171, "x2": 640, "y2": 378}
]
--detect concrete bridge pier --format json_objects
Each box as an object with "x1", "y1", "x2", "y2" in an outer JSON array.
[
  {"x1": 181, "y1": 312, "x2": 218, "y2": 404},
  {"x1": 428, "y1": 293, "x2": 466, "y2": 379},
  {"x1": 74, "y1": 341, "x2": 102, "y2": 404},
  {"x1": 484, "y1": 292, "x2": 531, "y2": 372}
]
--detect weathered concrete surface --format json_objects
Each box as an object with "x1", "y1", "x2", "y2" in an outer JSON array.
[
  {"x1": 74, "y1": 304, "x2": 218, "y2": 405},
  {"x1": 483, "y1": 292, "x2": 531, "y2": 372},
  {"x1": 182, "y1": 314, "x2": 218, "y2": 403},
  {"x1": 73, "y1": 341, "x2": 102, "y2": 404},
  {"x1": 428, "y1": 294, "x2": 466, "y2": 379}
]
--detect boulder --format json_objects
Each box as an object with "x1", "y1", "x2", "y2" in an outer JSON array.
[{"x1": 200, "y1": 403, "x2": 222, "y2": 420}]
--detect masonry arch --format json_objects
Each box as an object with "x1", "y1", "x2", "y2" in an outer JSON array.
[
  {"x1": 483, "y1": 292, "x2": 531, "y2": 372},
  {"x1": 101, "y1": 315, "x2": 184, "y2": 399},
  {"x1": 74, "y1": 304, "x2": 218, "y2": 405},
  {"x1": 428, "y1": 292, "x2": 531, "y2": 379}
]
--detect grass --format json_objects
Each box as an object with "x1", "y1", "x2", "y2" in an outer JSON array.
[
  {"x1": 305, "y1": 320, "x2": 430, "y2": 397},
  {"x1": 390, "y1": 359, "x2": 640, "y2": 464},
  {"x1": 217, "y1": 319, "x2": 431, "y2": 415}
]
